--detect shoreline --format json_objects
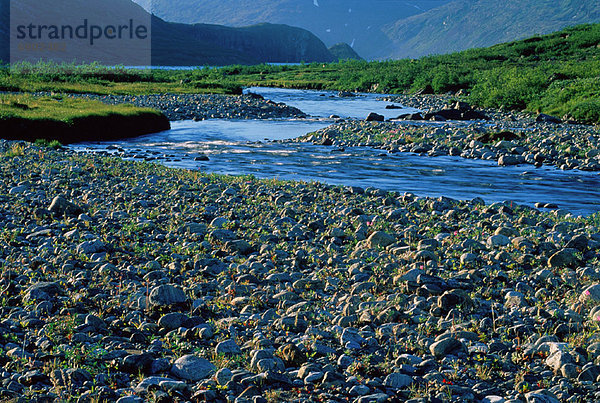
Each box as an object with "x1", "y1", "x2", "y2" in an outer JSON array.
[
  {"x1": 295, "y1": 98, "x2": 600, "y2": 173},
  {"x1": 1, "y1": 141, "x2": 600, "y2": 402},
  {"x1": 61, "y1": 89, "x2": 600, "y2": 173}
]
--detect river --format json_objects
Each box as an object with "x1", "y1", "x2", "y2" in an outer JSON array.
[{"x1": 69, "y1": 87, "x2": 600, "y2": 216}]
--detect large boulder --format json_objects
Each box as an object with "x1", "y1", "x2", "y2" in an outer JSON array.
[
  {"x1": 149, "y1": 285, "x2": 187, "y2": 308},
  {"x1": 171, "y1": 355, "x2": 215, "y2": 381},
  {"x1": 366, "y1": 112, "x2": 384, "y2": 122}
]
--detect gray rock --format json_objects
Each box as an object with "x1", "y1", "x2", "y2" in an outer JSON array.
[
  {"x1": 429, "y1": 338, "x2": 466, "y2": 358},
  {"x1": 545, "y1": 350, "x2": 572, "y2": 371},
  {"x1": 505, "y1": 291, "x2": 528, "y2": 308},
  {"x1": 149, "y1": 285, "x2": 187, "y2": 307},
  {"x1": 24, "y1": 282, "x2": 63, "y2": 302},
  {"x1": 383, "y1": 373, "x2": 413, "y2": 389},
  {"x1": 482, "y1": 397, "x2": 505, "y2": 403},
  {"x1": 349, "y1": 384, "x2": 371, "y2": 396},
  {"x1": 158, "y1": 313, "x2": 188, "y2": 331},
  {"x1": 548, "y1": 248, "x2": 578, "y2": 268},
  {"x1": 180, "y1": 222, "x2": 207, "y2": 235},
  {"x1": 76, "y1": 240, "x2": 105, "y2": 255},
  {"x1": 216, "y1": 368, "x2": 232, "y2": 385},
  {"x1": 366, "y1": 231, "x2": 396, "y2": 248},
  {"x1": 116, "y1": 396, "x2": 145, "y2": 403},
  {"x1": 356, "y1": 393, "x2": 389, "y2": 403},
  {"x1": 48, "y1": 195, "x2": 82, "y2": 217},
  {"x1": 525, "y1": 389, "x2": 560, "y2": 403},
  {"x1": 579, "y1": 284, "x2": 600, "y2": 303},
  {"x1": 170, "y1": 355, "x2": 216, "y2": 381},
  {"x1": 340, "y1": 328, "x2": 365, "y2": 348},
  {"x1": 487, "y1": 234, "x2": 510, "y2": 247},
  {"x1": 215, "y1": 339, "x2": 242, "y2": 356},
  {"x1": 366, "y1": 112, "x2": 384, "y2": 122},
  {"x1": 577, "y1": 364, "x2": 600, "y2": 382},
  {"x1": 498, "y1": 155, "x2": 521, "y2": 166},
  {"x1": 85, "y1": 314, "x2": 106, "y2": 330}
]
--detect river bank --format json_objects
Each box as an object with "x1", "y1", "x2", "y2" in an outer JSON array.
[
  {"x1": 296, "y1": 98, "x2": 600, "y2": 172},
  {"x1": 70, "y1": 93, "x2": 307, "y2": 121},
  {"x1": 0, "y1": 94, "x2": 170, "y2": 144},
  {"x1": 1, "y1": 140, "x2": 600, "y2": 402}
]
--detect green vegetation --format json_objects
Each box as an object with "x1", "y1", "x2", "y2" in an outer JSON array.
[
  {"x1": 1, "y1": 23, "x2": 599, "y2": 123},
  {"x1": 0, "y1": 62, "x2": 243, "y2": 95},
  {"x1": 0, "y1": 93, "x2": 170, "y2": 143}
]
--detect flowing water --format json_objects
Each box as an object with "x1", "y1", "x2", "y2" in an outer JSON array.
[{"x1": 70, "y1": 87, "x2": 600, "y2": 216}]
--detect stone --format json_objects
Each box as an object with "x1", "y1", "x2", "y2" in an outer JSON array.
[
  {"x1": 366, "y1": 112, "x2": 384, "y2": 122},
  {"x1": 577, "y1": 364, "x2": 600, "y2": 382},
  {"x1": 216, "y1": 368, "x2": 232, "y2": 385},
  {"x1": 158, "y1": 313, "x2": 188, "y2": 331},
  {"x1": 545, "y1": 350, "x2": 572, "y2": 371},
  {"x1": 170, "y1": 355, "x2": 216, "y2": 381},
  {"x1": 548, "y1": 248, "x2": 578, "y2": 268},
  {"x1": 536, "y1": 114, "x2": 562, "y2": 124},
  {"x1": 383, "y1": 373, "x2": 413, "y2": 389},
  {"x1": 340, "y1": 328, "x2": 365, "y2": 348},
  {"x1": 48, "y1": 195, "x2": 82, "y2": 217},
  {"x1": 24, "y1": 282, "x2": 63, "y2": 302},
  {"x1": 215, "y1": 339, "x2": 242, "y2": 356},
  {"x1": 498, "y1": 155, "x2": 521, "y2": 166},
  {"x1": 116, "y1": 396, "x2": 145, "y2": 403},
  {"x1": 525, "y1": 390, "x2": 560, "y2": 403},
  {"x1": 355, "y1": 393, "x2": 389, "y2": 403},
  {"x1": 429, "y1": 338, "x2": 466, "y2": 358},
  {"x1": 487, "y1": 234, "x2": 510, "y2": 247},
  {"x1": 149, "y1": 285, "x2": 187, "y2": 307},
  {"x1": 76, "y1": 240, "x2": 106, "y2": 255},
  {"x1": 505, "y1": 291, "x2": 527, "y2": 308},
  {"x1": 180, "y1": 222, "x2": 207, "y2": 235},
  {"x1": 278, "y1": 343, "x2": 305, "y2": 367},
  {"x1": 579, "y1": 284, "x2": 600, "y2": 303},
  {"x1": 366, "y1": 231, "x2": 396, "y2": 248},
  {"x1": 566, "y1": 234, "x2": 588, "y2": 251}
]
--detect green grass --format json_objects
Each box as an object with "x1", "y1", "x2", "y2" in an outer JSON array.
[
  {"x1": 0, "y1": 61, "x2": 243, "y2": 95},
  {"x1": 1, "y1": 22, "x2": 599, "y2": 122},
  {"x1": 0, "y1": 93, "x2": 159, "y2": 122},
  {"x1": 0, "y1": 94, "x2": 170, "y2": 144}
]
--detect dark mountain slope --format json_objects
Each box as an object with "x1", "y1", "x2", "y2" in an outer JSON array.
[
  {"x1": 384, "y1": 0, "x2": 600, "y2": 58},
  {"x1": 1, "y1": 0, "x2": 335, "y2": 66},
  {"x1": 132, "y1": 0, "x2": 451, "y2": 60}
]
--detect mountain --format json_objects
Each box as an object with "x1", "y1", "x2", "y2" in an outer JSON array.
[
  {"x1": 132, "y1": 0, "x2": 452, "y2": 60},
  {"x1": 328, "y1": 43, "x2": 363, "y2": 61},
  {"x1": 1, "y1": 0, "x2": 335, "y2": 66},
  {"x1": 152, "y1": 19, "x2": 335, "y2": 65},
  {"x1": 0, "y1": 0, "x2": 7, "y2": 62},
  {"x1": 384, "y1": 0, "x2": 600, "y2": 58}
]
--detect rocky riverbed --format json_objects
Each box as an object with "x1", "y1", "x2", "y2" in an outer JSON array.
[
  {"x1": 297, "y1": 104, "x2": 600, "y2": 172},
  {"x1": 69, "y1": 93, "x2": 307, "y2": 121},
  {"x1": 2, "y1": 140, "x2": 600, "y2": 402}
]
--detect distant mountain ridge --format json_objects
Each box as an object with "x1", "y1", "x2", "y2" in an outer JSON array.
[
  {"x1": 132, "y1": 0, "x2": 451, "y2": 60},
  {"x1": 133, "y1": 0, "x2": 600, "y2": 60},
  {"x1": 0, "y1": 0, "x2": 336, "y2": 65}
]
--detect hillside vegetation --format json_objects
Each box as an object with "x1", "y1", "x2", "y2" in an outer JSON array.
[{"x1": 385, "y1": 0, "x2": 600, "y2": 58}]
